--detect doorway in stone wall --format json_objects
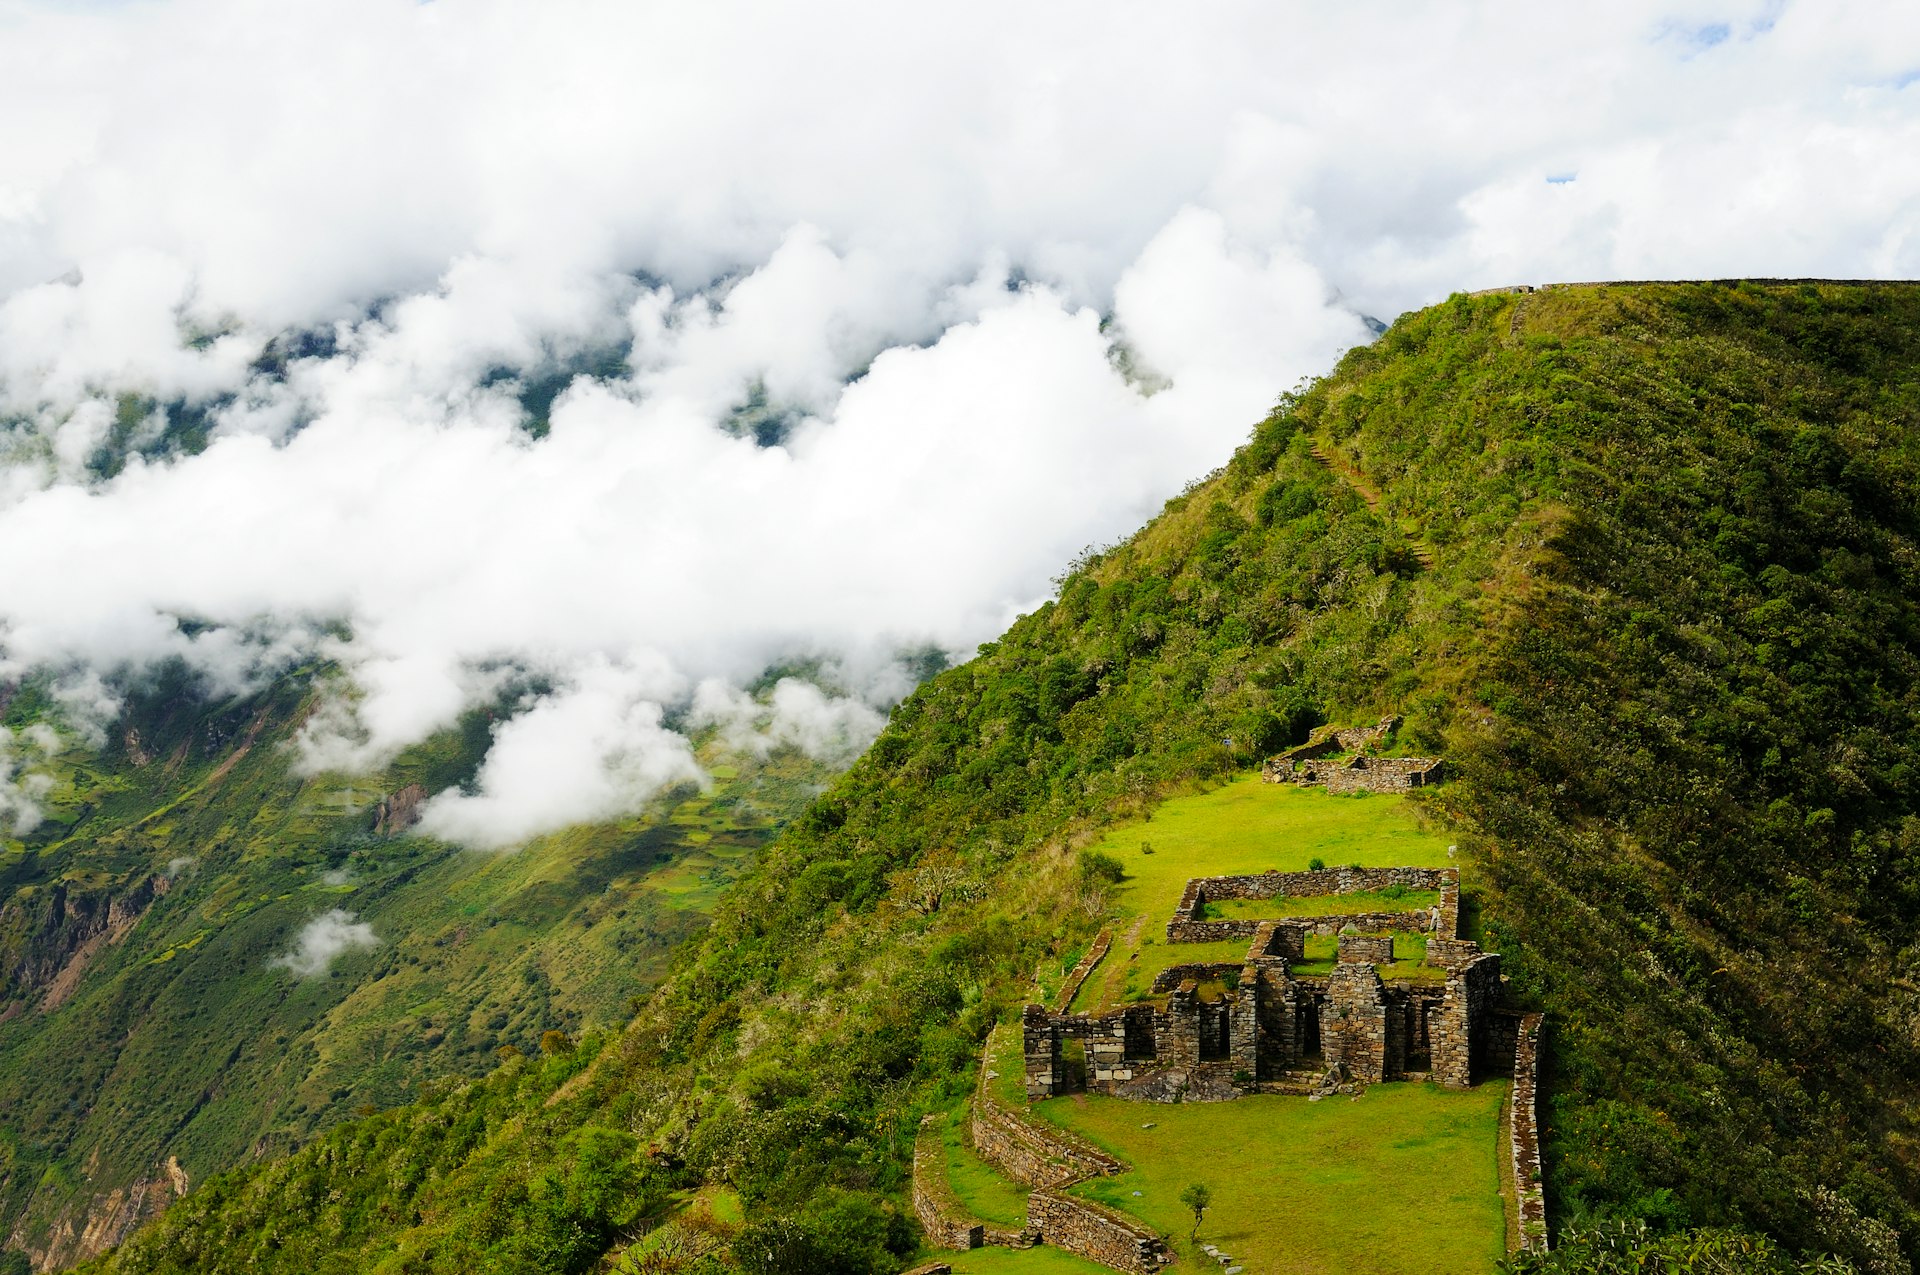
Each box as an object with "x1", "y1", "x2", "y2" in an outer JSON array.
[
  {"x1": 1409, "y1": 998, "x2": 1435, "y2": 1070},
  {"x1": 1060, "y1": 1036, "x2": 1088, "y2": 1091},
  {"x1": 1298, "y1": 996, "x2": 1324, "y2": 1062}
]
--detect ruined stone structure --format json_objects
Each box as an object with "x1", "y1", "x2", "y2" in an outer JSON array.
[
  {"x1": 912, "y1": 1116, "x2": 985, "y2": 1251},
  {"x1": 1025, "y1": 864, "x2": 1504, "y2": 1100},
  {"x1": 1260, "y1": 715, "x2": 1445, "y2": 793},
  {"x1": 1509, "y1": 1013, "x2": 1548, "y2": 1252},
  {"x1": 947, "y1": 1034, "x2": 1172, "y2": 1271},
  {"x1": 1027, "y1": 1193, "x2": 1170, "y2": 1275},
  {"x1": 1165, "y1": 866, "x2": 1460, "y2": 943}
]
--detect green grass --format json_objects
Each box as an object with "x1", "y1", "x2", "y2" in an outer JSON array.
[
  {"x1": 941, "y1": 1116, "x2": 1031, "y2": 1228},
  {"x1": 1073, "y1": 779, "x2": 1452, "y2": 1011},
  {"x1": 1204, "y1": 888, "x2": 1439, "y2": 921},
  {"x1": 930, "y1": 1247, "x2": 1113, "y2": 1274},
  {"x1": 1035, "y1": 1083, "x2": 1510, "y2": 1275}
]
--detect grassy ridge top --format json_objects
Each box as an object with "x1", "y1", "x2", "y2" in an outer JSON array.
[{"x1": 84, "y1": 281, "x2": 1920, "y2": 1275}]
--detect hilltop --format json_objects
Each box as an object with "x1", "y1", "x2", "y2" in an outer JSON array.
[{"x1": 36, "y1": 279, "x2": 1920, "y2": 1274}]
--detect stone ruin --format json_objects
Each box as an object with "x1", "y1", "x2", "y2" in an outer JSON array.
[
  {"x1": 1260, "y1": 715, "x2": 1445, "y2": 793},
  {"x1": 1022, "y1": 864, "x2": 1514, "y2": 1101}
]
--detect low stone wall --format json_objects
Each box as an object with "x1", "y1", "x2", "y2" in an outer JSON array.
[
  {"x1": 1338, "y1": 933, "x2": 1395, "y2": 964},
  {"x1": 1028, "y1": 1191, "x2": 1172, "y2": 1273},
  {"x1": 1510, "y1": 1013, "x2": 1549, "y2": 1252},
  {"x1": 1168, "y1": 910, "x2": 1433, "y2": 944},
  {"x1": 1167, "y1": 867, "x2": 1459, "y2": 941},
  {"x1": 913, "y1": 1115, "x2": 985, "y2": 1251},
  {"x1": 1054, "y1": 930, "x2": 1113, "y2": 1011},
  {"x1": 1302, "y1": 755, "x2": 1444, "y2": 793},
  {"x1": 1148, "y1": 962, "x2": 1246, "y2": 993},
  {"x1": 975, "y1": 1039, "x2": 1125, "y2": 1187}
]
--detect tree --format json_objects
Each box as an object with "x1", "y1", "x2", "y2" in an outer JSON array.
[{"x1": 1179, "y1": 1182, "x2": 1213, "y2": 1241}]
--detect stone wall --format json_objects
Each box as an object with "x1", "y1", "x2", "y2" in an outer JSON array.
[
  {"x1": 1427, "y1": 937, "x2": 1485, "y2": 969},
  {"x1": 1054, "y1": 929, "x2": 1112, "y2": 1012},
  {"x1": 913, "y1": 1115, "x2": 985, "y2": 1251},
  {"x1": 1027, "y1": 1192, "x2": 1172, "y2": 1273},
  {"x1": 1324, "y1": 961, "x2": 1391, "y2": 1082},
  {"x1": 1148, "y1": 962, "x2": 1245, "y2": 994},
  {"x1": 1337, "y1": 933, "x2": 1395, "y2": 964},
  {"x1": 977, "y1": 1036, "x2": 1126, "y2": 1187},
  {"x1": 1165, "y1": 867, "x2": 1458, "y2": 943},
  {"x1": 1429, "y1": 953, "x2": 1502, "y2": 1088},
  {"x1": 1300, "y1": 755, "x2": 1445, "y2": 793},
  {"x1": 1510, "y1": 1013, "x2": 1549, "y2": 1252}
]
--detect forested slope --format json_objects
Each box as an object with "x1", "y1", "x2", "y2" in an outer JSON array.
[
  {"x1": 0, "y1": 668, "x2": 824, "y2": 1270},
  {"x1": 83, "y1": 281, "x2": 1920, "y2": 1275}
]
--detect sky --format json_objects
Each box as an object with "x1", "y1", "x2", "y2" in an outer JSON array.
[{"x1": 0, "y1": 0, "x2": 1916, "y2": 848}]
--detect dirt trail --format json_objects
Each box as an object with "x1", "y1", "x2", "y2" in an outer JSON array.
[{"x1": 1308, "y1": 441, "x2": 1435, "y2": 570}]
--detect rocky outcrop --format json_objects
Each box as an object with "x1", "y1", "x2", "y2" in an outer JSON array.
[
  {"x1": 0, "y1": 875, "x2": 164, "y2": 1011},
  {"x1": 371, "y1": 782, "x2": 428, "y2": 835},
  {"x1": 7, "y1": 1156, "x2": 189, "y2": 1272}
]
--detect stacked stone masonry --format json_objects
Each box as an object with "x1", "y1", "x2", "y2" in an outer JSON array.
[
  {"x1": 1510, "y1": 1013, "x2": 1549, "y2": 1252},
  {"x1": 1054, "y1": 929, "x2": 1113, "y2": 1011},
  {"x1": 1260, "y1": 715, "x2": 1444, "y2": 792},
  {"x1": 1027, "y1": 853, "x2": 1507, "y2": 1098},
  {"x1": 1027, "y1": 1192, "x2": 1172, "y2": 1274},
  {"x1": 912, "y1": 1116, "x2": 985, "y2": 1251},
  {"x1": 1165, "y1": 866, "x2": 1459, "y2": 944}
]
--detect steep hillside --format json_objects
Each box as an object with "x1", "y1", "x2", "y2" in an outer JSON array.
[
  {"x1": 76, "y1": 281, "x2": 1920, "y2": 1275},
  {"x1": 0, "y1": 668, "x2": 827, "y2": 1269}
]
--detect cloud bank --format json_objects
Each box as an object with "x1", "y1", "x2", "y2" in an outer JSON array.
[
  {"x1": 0, "y1": 0, "x2": 1915, "y2": 846},
  {"x1": 271, "y1": 910, "x2": 379, "y2": 978}
]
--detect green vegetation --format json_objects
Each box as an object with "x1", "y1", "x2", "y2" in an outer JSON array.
[
  {"x1": 1041, "y1": 1085, "x2": 1509, "y2": 1274},
  {"x1": 1203, "y1": 887, "x2": 1440, "y2": 920},
  {"x1": 54, "y1": 281, "x2": 1920, "y2": 1274},
  {"x1": 0, "y1": 670, "x2": 826, "y2": 1266},
  {"x1": 1067, "y1": 780, "x2": 1451, "y2": 1011},
  {"x1": 938, "y1": 1119, "x2": 1028, "y2": 1229},
  {"x1": 923, "y1": 1248, "x2": 1110, "y2": 1275}
]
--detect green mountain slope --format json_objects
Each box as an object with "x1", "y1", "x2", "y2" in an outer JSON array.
[
  {"x1": 0, "y1": 668, "x2": 828, "y2": 1269},
  {"x1": 69, "y1": 280, "x2": 1920, "y2": 1275}
]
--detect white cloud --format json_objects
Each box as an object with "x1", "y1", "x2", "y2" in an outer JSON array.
[
  {"x1": 0, "y1": 0, "x2": 1915, "y2": 847},
  {"x1": 691, "y1": 677, "x2": 887, "y2": 766},
  {"x1": 0, "y1": 724, "x2": 58, "y2": 837},
  {"x1": 271, "y1": 909, "x2": 379, "y2": 979}
]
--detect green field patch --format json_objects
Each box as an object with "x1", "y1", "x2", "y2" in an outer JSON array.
[
  {"x1": 941, "y1": 1114, "x2": 1030, "y2": 1228},
  {"x1": 1072, "y1": 779, "x2": 1450, "y2": 1011},
  {"x1": 1204, "y1": 888, "x2": 1439, "y2": 921},
  {"x1": 933, "y1": 1248, "x2": 1111, "y2": 1274},
  {"x1": 1035, "y1": 1083, "x2": 1509, "y2": 1275}
]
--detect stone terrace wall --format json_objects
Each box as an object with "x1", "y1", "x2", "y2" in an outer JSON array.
[
  {"x1": 1053, "y1": 930, "x2": 1112, "y2": 1012},
  {"x1": 975, "y1": 1034, "x2": 1125, "y2": 1187},
  {"x1": 1165, "y1": 867, "x2": 1458, "y2": 943},
  {"x1": 913, "y1": 1116, "x2": 985, "y2": 1251},
  {"x1": 1028, "y1": 1192, "x2": 1173, "y2": 1273},
  {"x1": 1148, "y1": 962, "x2": 1246, "y2": 993},
  {"x1": 1510, "y1": 1013, "x2": 1549, "y2": 1252}
]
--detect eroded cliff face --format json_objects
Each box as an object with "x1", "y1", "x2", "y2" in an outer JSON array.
[
  {"x1": 6, "y1": 1157, "x2": 189, "y2": 1272},
  {"x1": 0, "y1": 875, "x2": 166, "y2": 1016},
  {"x1": 0, "y1": 876, "x2": 177, "y2": 1269}
]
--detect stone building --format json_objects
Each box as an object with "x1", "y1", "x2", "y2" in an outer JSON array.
[
  {"x1": 1023, "y1": 862, "x2": 1510, "y2": 1101},
  {"x1": 1259, "y1": 715, "x2": 1444, "y2": 792}
]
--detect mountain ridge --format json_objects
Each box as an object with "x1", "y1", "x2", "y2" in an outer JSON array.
[{"x1": 16, "y1": 278, "x2": 1920, "y2": 1274}]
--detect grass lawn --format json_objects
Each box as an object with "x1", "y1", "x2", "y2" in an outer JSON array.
[
  {"x1": 1073, "y1": 778, "x2": 1453, "y2": 1012},
  {"x1": 931, "y1": 1247, "x2": 1113, "y2": 1274},
  {"x1": 1037, "y1": 1084, "x2": 1510, "y2": 1275},
  {"x1": 942, "y1": 1114, "x2": 1032, "y2": 1228},
  {"x1": 1206, "y1": 888, "x2": 1439, "y2": 920}
]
